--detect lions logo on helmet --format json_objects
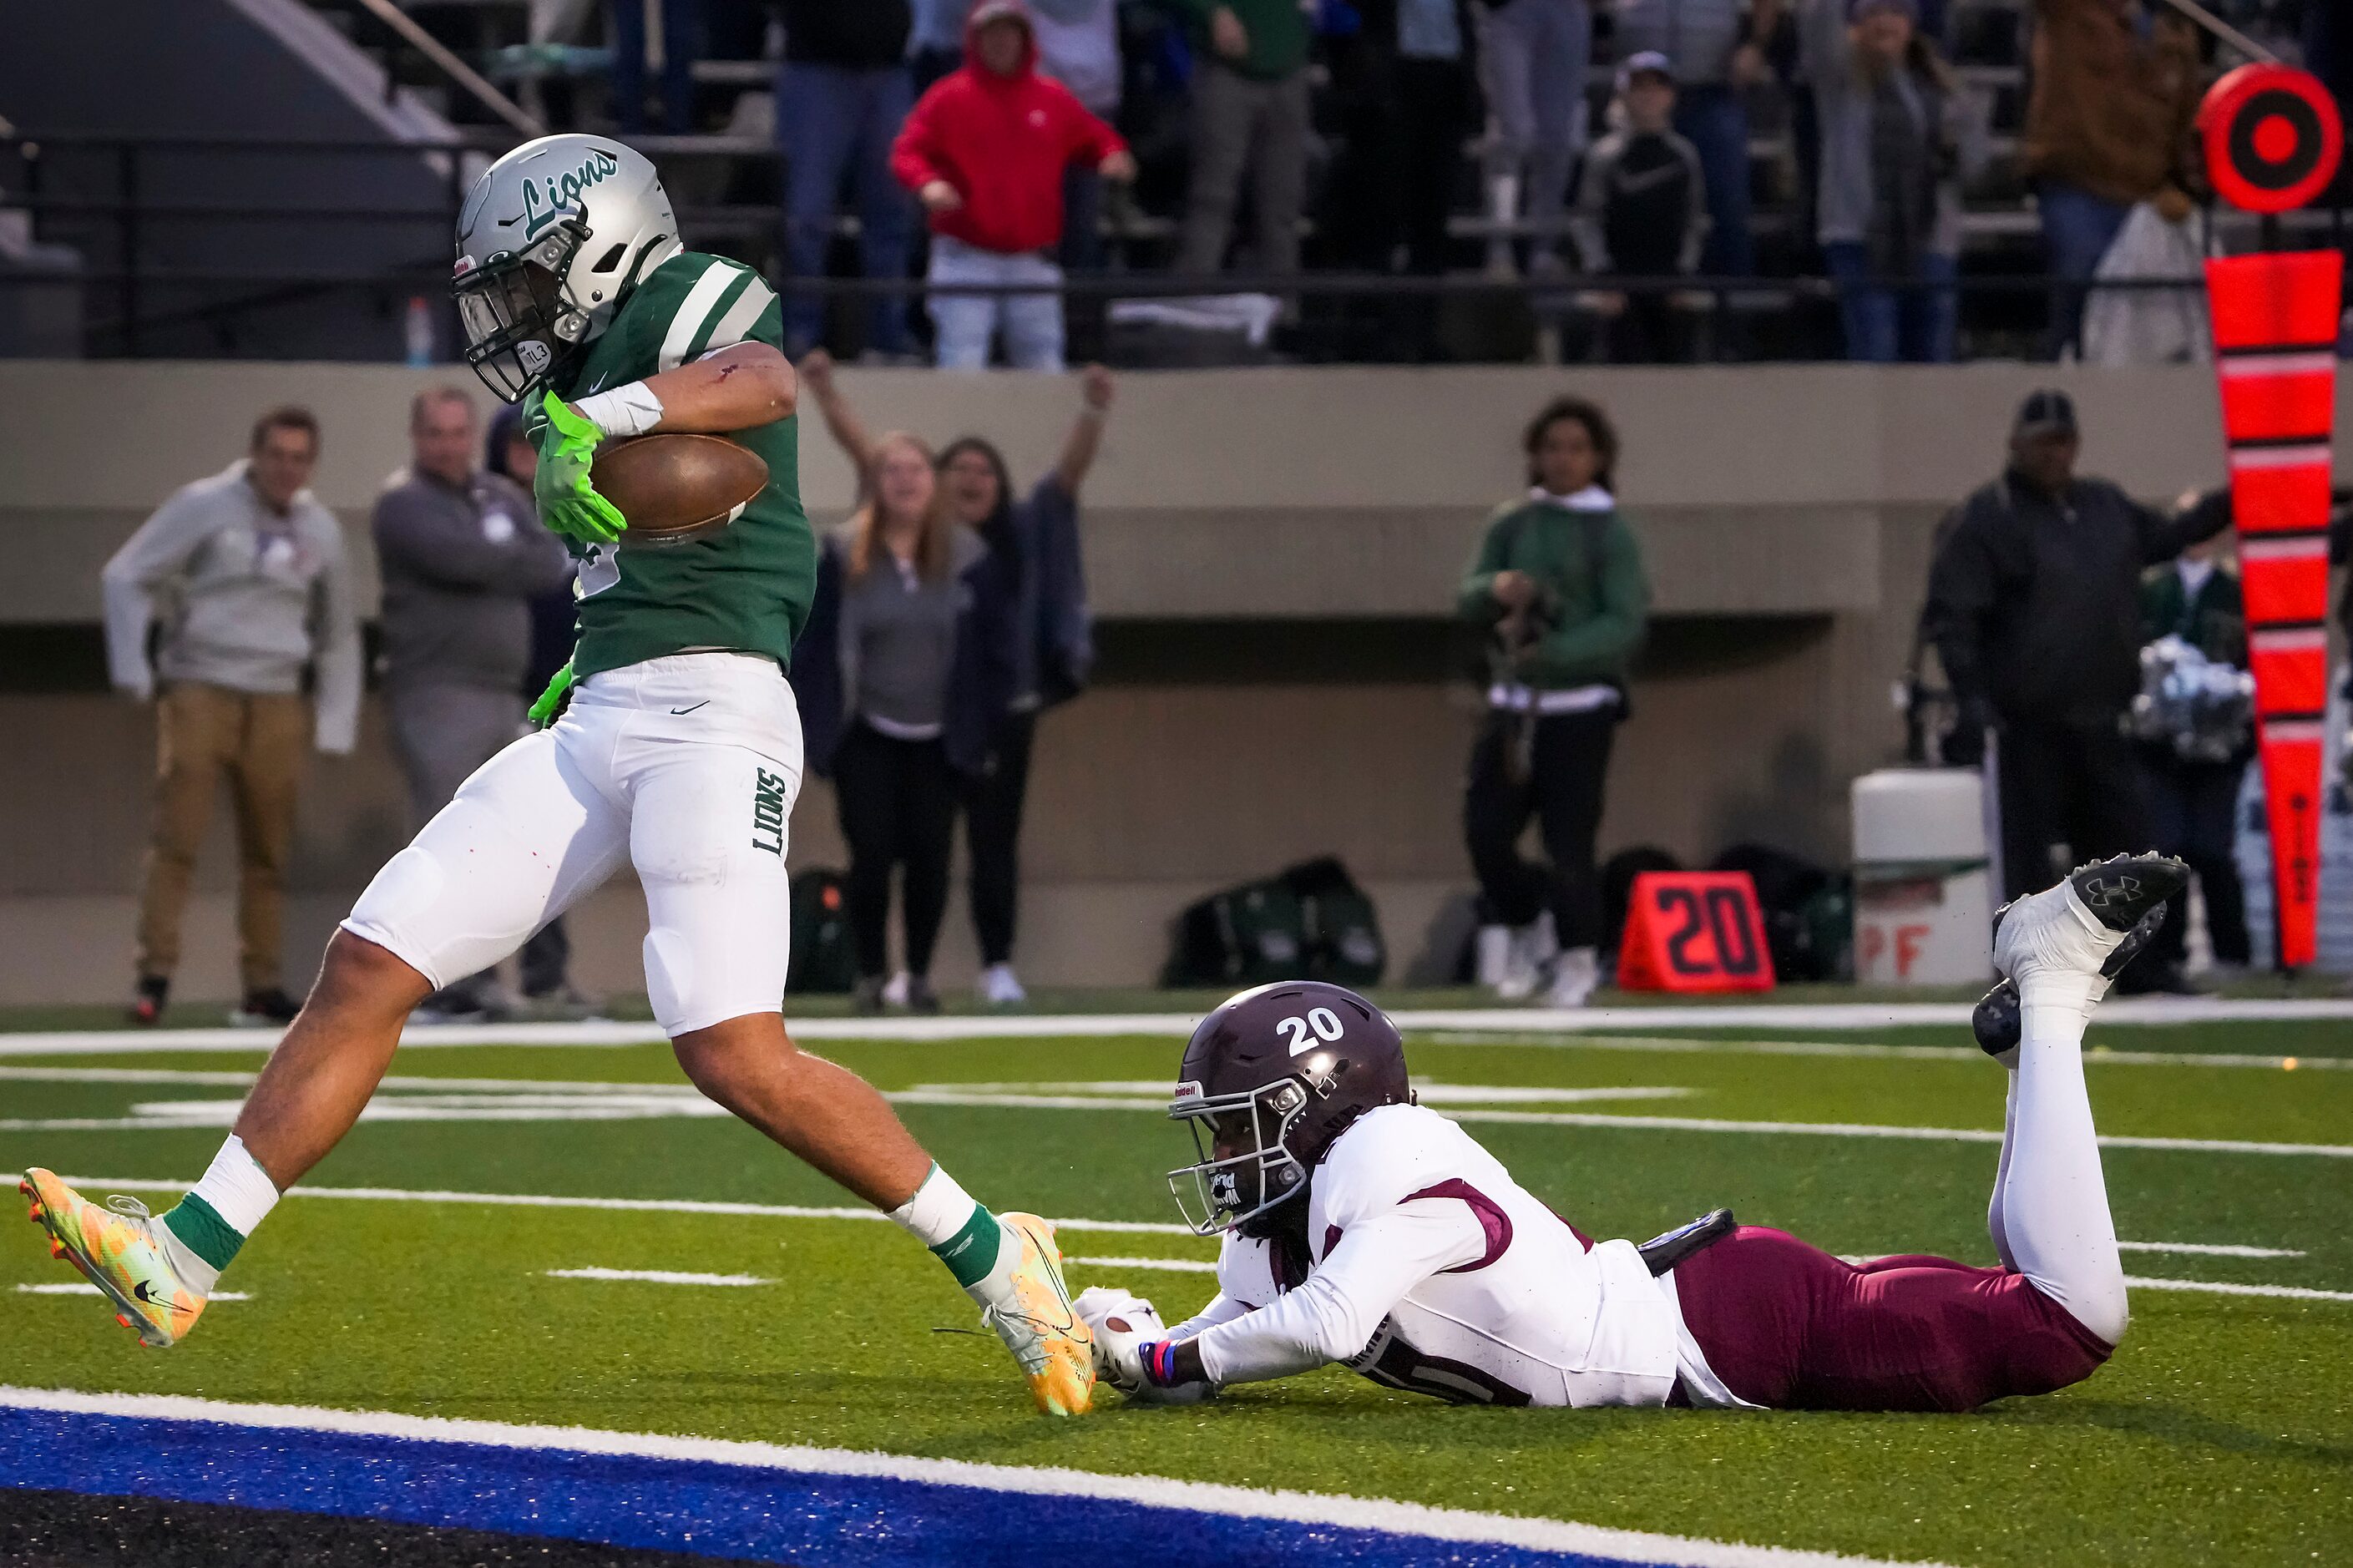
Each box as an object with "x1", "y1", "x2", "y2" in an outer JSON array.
[
  {"x1": 452, "y1": 134, "x2": 681, "y2": 402},
  {"x1": 1165, "y1": 982, "x2": 1414, "y2": 1238}
]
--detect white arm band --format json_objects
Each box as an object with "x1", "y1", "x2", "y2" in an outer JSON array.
[{"x1": 574, "y1": 381, "x2": 665, "y2": 441}]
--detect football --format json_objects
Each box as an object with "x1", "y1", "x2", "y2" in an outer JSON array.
[{"x1": 589, "y1": 432, "x2": 768, "y2": 549}]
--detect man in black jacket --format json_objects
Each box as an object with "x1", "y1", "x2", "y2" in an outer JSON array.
[{"x1": 1924, "y1": 390, "x2": 2231, "y2": 944}]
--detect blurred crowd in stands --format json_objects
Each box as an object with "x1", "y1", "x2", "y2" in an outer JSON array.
[{"x1": 431, "y1": 0, "x2": 2353, "y2": 365}]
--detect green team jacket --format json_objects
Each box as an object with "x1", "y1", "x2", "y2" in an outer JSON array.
[
  {"x1": 1458, "y1": 495, "x2": 1650, "y2": 691},
  {"x1": 551, "y1": 250, "x2": 816, "y2": 680},
  {"x1": 2138, "y1": 562, "x2": 2246, "y2": 669}
]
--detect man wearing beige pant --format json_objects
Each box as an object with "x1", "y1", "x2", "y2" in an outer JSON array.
[{"x1": 102, "y1": 406, "x2": 362, "y2": 1027}]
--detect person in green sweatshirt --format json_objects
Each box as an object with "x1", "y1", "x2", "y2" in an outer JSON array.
[
  {"x1": 1171, "y1": 0, "x2": 1314, "y2": 276},
  {"x1": 1457, "y1": 394, "x2": 1650, "y2": 1007}
]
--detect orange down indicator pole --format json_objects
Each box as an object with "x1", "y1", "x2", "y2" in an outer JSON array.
[{"x1": 2199, "y1": 65, "x2": 2345, "y2": 968}]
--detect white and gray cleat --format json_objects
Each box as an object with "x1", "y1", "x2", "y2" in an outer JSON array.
[{"x1": 1976, "y1": 853, "x2": 2189, "y2": 1059}]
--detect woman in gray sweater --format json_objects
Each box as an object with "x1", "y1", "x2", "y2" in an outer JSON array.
[
  {"x1": 1803, "y1": 0, "x2": 1984, "y2": 362},
  {"x1": 797, "y1": 433, "x2": 1017, "y2": 1014}
]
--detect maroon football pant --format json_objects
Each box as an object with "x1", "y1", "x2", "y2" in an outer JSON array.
[{"x1": 1670, "y1": 1227, "x2": 2113, "y2": 1413}]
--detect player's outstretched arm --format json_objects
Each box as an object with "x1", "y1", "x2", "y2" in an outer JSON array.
[{"x1": 1141, "y1": 1201, "x2": 1490, "y2": 1394}]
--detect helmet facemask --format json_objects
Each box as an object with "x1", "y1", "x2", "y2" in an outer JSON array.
[
  {"x1": 453, "y1": 220, "x2": 594, "y2": 403},
  {"x1": 1167, "y1": 1078, "x2": 1313, "y2": 1237}
]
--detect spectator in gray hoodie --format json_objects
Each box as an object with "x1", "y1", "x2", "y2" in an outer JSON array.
[
  {"x1": 372, "y1": 385, "x2": 574, "y2": 1020},
  {"x1": 103, "y1": 406, "x2": 362, "y2": 1028}
]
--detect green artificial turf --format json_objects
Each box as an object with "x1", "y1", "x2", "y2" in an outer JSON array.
[{"x1": 0, "y1": 1021, "x2": 2345, "y2": 1566}]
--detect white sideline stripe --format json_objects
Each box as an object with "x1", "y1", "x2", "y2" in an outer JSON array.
[
  {"x1": 53, "y1": 1176, "x2": 1202, "y2": 1236},
  {"x1": 1070, "y1": 1255, "x2": 1219, "y2": 1274},
  {"x1": 0, "y1": 1386, "x2": 1954, "y2": 1568},
  {"x1": 7, "y1": 992, "x2": 2353, "y2": 1054},
  {"x1": 13, "y1": 1284, "x2": 249, "y2": 1301},
  {"x1": 6, "y1": 1029, "x2": 2343, "y2": 1073},
  {"x1": 544, "y1": 1267, "x2": 771, "y2": 1287},
  {"x1": 2122, "y1": 1276, "x2": 2353, "y2": 1302},
  {"x1": 2118, "y1": 1241, "x2": 2306, "y2": 1259}
]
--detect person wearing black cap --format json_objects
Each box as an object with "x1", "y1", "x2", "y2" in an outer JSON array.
[{"x1": 1921, "y1": 389, "x2": 2231, "y2": 984}]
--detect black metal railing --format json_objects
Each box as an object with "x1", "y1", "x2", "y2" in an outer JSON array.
[{"x1": 3, "y1": 133, "x2": 2347, "y2": 365}]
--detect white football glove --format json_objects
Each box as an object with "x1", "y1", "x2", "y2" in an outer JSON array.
[{"x1": 1071, "y1": 1286, "x2": 1210, "y2": 1405}]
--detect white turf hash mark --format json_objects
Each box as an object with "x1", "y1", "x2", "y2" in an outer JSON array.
[
  {"x1": 14, "y1": 1283, "x2": 250, "y2": 1301},
  {"x1": 544, "y1": 1267, "x2": 772, "y2": 1287},
  {"x1": 0, "y1": 1387, "x2": 1960, "y2": 1568},
  {"x1": 42, "y1": 1178, "x2": 2348, "y2": 1307},
  {"x1": 1068, "y1": 1256, "x2": 1221, "y2": 1274}
]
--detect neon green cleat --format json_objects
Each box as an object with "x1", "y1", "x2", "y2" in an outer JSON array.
[
  {"x1": 20, "y1": 1168, "x2": 206, "y2": 1348},
  {"x1": 976, "y1": 1212, "x2": 1096, "y2": 1416}
]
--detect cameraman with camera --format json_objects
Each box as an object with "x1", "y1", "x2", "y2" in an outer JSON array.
[
  {"x1": 2131, "y1": 532, "x2": 2251, "y2": 984},
  {"x1": 1459, "y1": 396, "x2": 1650, "y2": 1008}
]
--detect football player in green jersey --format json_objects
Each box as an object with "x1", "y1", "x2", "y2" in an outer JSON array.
[{"x1": 18, "y1": 135, "x2": 1096, "y2": 1419}]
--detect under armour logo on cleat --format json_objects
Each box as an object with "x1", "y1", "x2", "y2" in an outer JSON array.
[{"x1": 2081, "y1": 874, "x2": 2140, "y2": 909}]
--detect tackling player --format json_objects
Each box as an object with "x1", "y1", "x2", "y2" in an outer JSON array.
[
  {"x1": 1080, "y1": 854, "x2": 2179, "y2": 1413},
  {"x1": 20, "y1": 135, "x2": 1095, "y2": 1417}
]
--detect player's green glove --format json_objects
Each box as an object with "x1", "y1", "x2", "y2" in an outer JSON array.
[
  {"x1": 528, "y1": 657, "x2": 575, "y2": 730},
  {"x1": 533, "y1": 391, "x2": 625, "y2": 546}
]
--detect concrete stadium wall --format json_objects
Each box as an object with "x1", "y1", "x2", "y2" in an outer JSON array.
[{"x1": 0, "y1": 360, "x2": 2338, "y2": 1005}]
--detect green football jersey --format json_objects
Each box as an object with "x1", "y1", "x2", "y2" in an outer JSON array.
[{"x1": 550, "y1": 250, "x2": 815, "y2": 679}]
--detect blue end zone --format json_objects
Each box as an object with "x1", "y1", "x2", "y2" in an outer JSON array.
[{"x1": 0, "y1": 1409, "x2": 1647, "y2": 1568}]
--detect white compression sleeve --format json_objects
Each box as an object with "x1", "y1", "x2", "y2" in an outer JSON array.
[
  {"x1": 1191, "y1": 1199, "x2": 1489, "y2": 1387},
  {"x1": 1995, "y1": 994, "x2": 2128, "y2": 1344},
  {"x1": 1985, "y1": 1068, "x2": 2021, "y2": 1272}
]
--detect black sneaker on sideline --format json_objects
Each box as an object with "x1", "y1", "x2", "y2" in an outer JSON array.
[
  {"x1": 229, "y1": 988, "x2": 301, "y2": 1028},
  {"x1": 128, "y1": 975, "x2": 169, "y2": 1027},
  {"x1": 904, "y1": 977, "x2": 942, "y2": 1015}
]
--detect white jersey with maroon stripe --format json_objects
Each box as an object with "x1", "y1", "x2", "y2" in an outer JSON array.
[{"x1": 1165, "y1": 1103, "x2": 1683, "y2": 1408}]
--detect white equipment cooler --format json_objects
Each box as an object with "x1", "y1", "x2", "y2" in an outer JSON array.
[{"x1": 1851, "y1": 768, "x2": 1993, "y2": 986}]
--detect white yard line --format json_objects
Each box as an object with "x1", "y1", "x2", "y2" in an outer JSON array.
[
  {"x1": 50, "y1": 1176, "x2": 1202, "y2": 1237},
  {"x1": 2117, "y1": 1241, "x2": 2307, "y2": 1258},
  {"x1": 544, "y1": 1267, "x2": 771, "y2": 1287},
  {"x1": 2122, "y1": 1275, "x2": 2353, "y2": 1302},
  {"x1": 0, "y1": 1386, "x2": 1957, "y2": 1568},
  {"x1": 1419, "y1": 1033, "x2": 2353, "y2": 1072},
  {"x1": 13, "y1": 1283, "x2": 249, "y2": 1300},
  {"x1": 33, "y1": 1177, "x2": 2347, "y2": 1306},
  {"x1": 1068, "y1": 1255, "x2": 1219, "y2": 1274},
  {"x1": 11, "y1": 1088, "x2": 2345, "y2": 1155}
]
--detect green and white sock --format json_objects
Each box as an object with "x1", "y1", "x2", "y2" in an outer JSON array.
[
  {"x1": 888, "y1": 1164, "x2": 1003, "y2": 1291},
  {"x1": 154, "y1": 1136, "x2": 280, "y2": 1296}
]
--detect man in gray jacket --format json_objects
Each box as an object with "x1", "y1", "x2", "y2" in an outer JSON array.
[
  {"x1": 372, "y1": 386, "x2": 574, "y2": 1020},
  {"x1": 103, "y1": 406, "x2": 362, "y2": 1028}
]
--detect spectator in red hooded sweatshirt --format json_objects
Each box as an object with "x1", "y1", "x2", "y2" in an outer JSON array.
[{"x1": 891, "y1": 0, "x2": 1136, "y2": 371}]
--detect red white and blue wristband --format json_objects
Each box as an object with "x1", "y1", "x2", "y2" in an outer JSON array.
[{"x1": 1140, "y1": 1338, "x2": 1182, "y2": 1387}]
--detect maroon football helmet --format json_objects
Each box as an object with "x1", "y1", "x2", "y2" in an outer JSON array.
[{"x1": 1166, "y1": 981, "x2": 1414, "y2": 1237}]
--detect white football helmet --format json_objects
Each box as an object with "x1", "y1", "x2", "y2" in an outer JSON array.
[{"x1": 453, "y1": 134, "x2": 682, "y2": 401}]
